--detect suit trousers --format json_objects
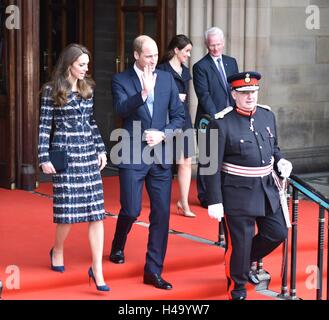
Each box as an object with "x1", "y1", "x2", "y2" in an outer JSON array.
[
  {"x1": 196, "y1": 129, "x2": 208, "y2": 205},
  {"x1": 117, "y1": 164, "x2": 173, "y2": 275},
  {"x1": 223, "y1": 200, "x2": 288, "y2": 299},
  {"x1": 196, "y1": 163, "x2": 207, "y2": 205}
]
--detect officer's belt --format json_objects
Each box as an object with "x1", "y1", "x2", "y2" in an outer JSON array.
[
  {"x1": 221, "y1": 159, "x2": 291, "y2": 228},
  {"x1": 221, "y1": 161, "x2": 273, "y2": 177}
]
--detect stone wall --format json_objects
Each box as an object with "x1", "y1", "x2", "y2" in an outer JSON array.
[
  {"x1": 177, "y1": 0, "x2": 329, "y2": 173},
  {"x1": 261, "y1": 0, "x2": 329, "y2": 172}
]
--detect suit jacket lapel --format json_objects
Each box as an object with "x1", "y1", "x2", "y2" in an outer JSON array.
[
  {"x1": 151, "y1": 72, "x2": 160, "y2": 125},
  {"x1": 130, "y1": 68, "x2": 142, "y2": 92},
  {"x1": 222, "y1": 55, "x2": 236, "y2": 104},
  {"x1": 222, "y1": 55, "x2": 232, "y2": 77},
  {"x1": 129, "y1": 68, "x2": 152, "y2": 119},
  {"x1": 207, "y1": 55, "x2": 227, "y2": 93}
]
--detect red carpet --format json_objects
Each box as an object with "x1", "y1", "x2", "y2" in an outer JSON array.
[
  {"x1": 0, "y1": 177, "x2": 326, "y2": 300},
  {"x1": 35, "y1": 176, "x2": 219, "y2": 242}
]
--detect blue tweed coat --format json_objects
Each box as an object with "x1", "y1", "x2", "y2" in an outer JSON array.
[{"x1": 38, "y1": 86, "x2": 106, "y2": 224}]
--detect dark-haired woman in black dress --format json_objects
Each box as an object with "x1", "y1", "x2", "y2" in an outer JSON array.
[{"x1": 158, "y1": 35, "x2": 196, "y2": 217}]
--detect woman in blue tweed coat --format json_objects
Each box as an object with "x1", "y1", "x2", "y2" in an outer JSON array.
[{"x1": 38, "y1": 44, "x2": 109, "y2": 291}]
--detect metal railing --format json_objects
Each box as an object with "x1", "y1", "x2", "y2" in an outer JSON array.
[
  {"x1": 280, "y1": 174, "x2": 329, "y2": 300},
  {"x1": 217, "y1": 174, "x2": 329, "y2": 300}
]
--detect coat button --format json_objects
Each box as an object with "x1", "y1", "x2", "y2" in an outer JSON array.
[
  {"x1": 260, "y1": 146, "x2": 263, "y2": 149},
  {"x1": 255, "y1": 132, "x2": 258, "y2": 135},
  {"x1": 240, "y1": 139, "x2": 244, "y2": 143},
  {"x1": 262, "y1": 160, "x2": 265, "y2": 164}
]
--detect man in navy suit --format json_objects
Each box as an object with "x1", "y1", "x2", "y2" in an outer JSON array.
[
  {"x1": 109, "y1": 35, "x2": 185, "y2": 290},
  {"x1": 193, "y1": 27, "x2": 239, "y2": 208}
]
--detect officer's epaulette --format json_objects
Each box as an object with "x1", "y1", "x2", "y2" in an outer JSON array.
[
  {"x1": 257, "y1": 104, "x2": 271, "y2": 111},
  {"x1": 214, "y1": 106, "x2": 233, "y2": 119}
]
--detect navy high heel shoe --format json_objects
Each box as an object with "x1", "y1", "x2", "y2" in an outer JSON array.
[
  {"x1": 49, "y1": 248, "x2": 65, "y2": 273},
  {"x1": 88, "y1": 267, "x2": 110, "y2": 292}
]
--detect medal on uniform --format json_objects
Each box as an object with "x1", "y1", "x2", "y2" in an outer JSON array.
[
  {"x1": 266, "y1": 126, "x2": 274, "y2": 137},
  {"x1": 249, "y1": 118, "x2": 255, "y2": 132}
]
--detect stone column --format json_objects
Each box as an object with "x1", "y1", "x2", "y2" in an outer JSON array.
[
  {"x1": 213, "y1": 0, "x2": 228, "y2": 35},
  {"x1": 189, "y1": 0, "x2": 208, "y2": 124},
  {"x1": 176, "y1": 0, "x2": 190, "y2": 35},
  {"x1": 245, "y1": 0, "x2": 258, "y2": 70},
  {"x1": 228, "y1": 0, "x2": 246, "y2": 70},
  {"x1": 254, "y1": 0, "x2": 271, "y2": 101}
]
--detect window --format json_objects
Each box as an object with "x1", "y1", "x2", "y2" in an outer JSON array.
[{"x1": 118, "y1": 0, "x2": 162, "y2": 71}]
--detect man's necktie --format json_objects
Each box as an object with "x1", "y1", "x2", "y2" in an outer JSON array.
[
  {"x1": 217, "y1": 58, "x2": 228, "y2": 90},
  {"x1": 146, "y1": 90, "x2": 154, "y2": 117},
  {"x1": 217, "y1": 58, "x2": 230, "y2": 105}
]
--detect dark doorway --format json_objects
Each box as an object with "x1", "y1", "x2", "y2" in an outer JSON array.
[
  {"x1": 38, "y1": 0, "x2": 94, "y2": 183},
  {"x1": 40, "y1": 0, "x2": 94, "y2": 84},
  {"x1": 116, "y1": 0, "x2": 176, "y2": 72},
  {"x1": 93, "y1": 0, "x2": 176, "y2": 167}
]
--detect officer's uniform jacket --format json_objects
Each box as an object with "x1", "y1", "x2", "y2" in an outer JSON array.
[{"x1": 205, "y1": 105, "x2": 283, "y2": 216}]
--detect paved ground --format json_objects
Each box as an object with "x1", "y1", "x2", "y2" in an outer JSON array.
[{"x1": 296, "y1": 171, "x2": 329, "y2": 200}]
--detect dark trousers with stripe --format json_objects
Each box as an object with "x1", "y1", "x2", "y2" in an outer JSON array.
[{"x1": 223, "y1": 202, "x2": 288, "y2": 299}]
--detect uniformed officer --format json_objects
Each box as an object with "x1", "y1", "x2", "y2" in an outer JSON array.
[{"x1": 205, "y1": 71, "x2": 293, "y2": 300}]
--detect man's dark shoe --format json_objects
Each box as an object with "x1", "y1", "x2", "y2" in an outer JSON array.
[
  {"x1": 143, "y1": 273, "x2": 173, "y2": 290},
  {"x1": 248, "y1": 269, "x2": 260, "y2": 285},
  {"x1": 109, "y1": 250, "x2": 125, "y2": 264},
  {"x1": 232, "y1": 296, "x2": 246, "y2": 300},
  {"x1": 200, "y1": 200, "x2": 208, "y2": 208}
]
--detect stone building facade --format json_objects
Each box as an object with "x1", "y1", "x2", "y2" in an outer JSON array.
[
  {"x1": 1, "y1": 0, "x2": 328, "y2": 190},
  {"x1": 175, "y1": 0, "x2": 329, "y2": 173}
]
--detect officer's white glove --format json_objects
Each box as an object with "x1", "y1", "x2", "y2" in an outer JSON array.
[
  {"x1": 208, "y1": 203, "x2": 224, "y2": 221},
  {"x1": 277, "y1": 158, "x2": 293, "y2": 178}
]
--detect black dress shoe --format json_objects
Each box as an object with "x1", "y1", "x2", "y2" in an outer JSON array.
[
  {"x1": 232, "y1": 296, "x2": 246, "y2": 300},
  {"x1": 109, "y1": 250, "x2": 125, "y2": 264},
  {"x1": 200, "y1": 200, "x2": 208, "y2": 208},
  {"x1": 248, "y1": 270, "x2": 260, "y2": 285},
  {"x1": 143, "y1": 273, "x2": 173, "y2": 290}
]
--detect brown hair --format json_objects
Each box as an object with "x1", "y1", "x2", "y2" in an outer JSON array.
[
  {"x1": 133, "y1": 35, "x2": 155, "y2": 54},
  {"x1": 43, "y1": 43, "x2": 95, "y2": 106},
  {"x1": 160, "y1": 34, "x2": 193, "y2": 63}
]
